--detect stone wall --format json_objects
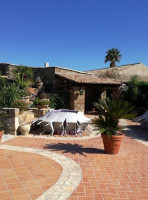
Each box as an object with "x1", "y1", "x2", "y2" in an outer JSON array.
[
  {"x1": 3, "y1": 108, "x2": 49, "y2": 135},
  {"x1": 3, "y1": 108, "x2": 19, "y2": 135},
  {"x1": 112, "y1": 86, "x2": 120, "y2": 99},
  {"x1": 119, "y1": 63, "x2": 148, "y2": 82},
  {"x1": 85, "y1": 85, "x2": 120, "y2": 111},
  {"x1": 0, "y1": 63, "x2": 16, "y2": 79},
  {"x1": 86, "y1": 63, "x2": 148, "y2": 82},
  {"x1": 70, "y1": 86, "x2": 85, "y2": 113}
]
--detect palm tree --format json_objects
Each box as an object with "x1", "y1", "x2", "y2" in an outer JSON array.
[{"x1": 105, "y1": 48, "x2": 121, "y2": 68}]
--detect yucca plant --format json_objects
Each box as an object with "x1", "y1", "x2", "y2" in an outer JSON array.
[{"x1": 93, "y1": 99, "x2": 136, "y2": 137}]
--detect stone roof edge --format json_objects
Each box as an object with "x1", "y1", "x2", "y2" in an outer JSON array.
[
  {"x1": 55, "y1": 74, "x2": 122, "y2": 85},
  {"x1": 0, "y1": 63, "x2": 94, "y2": 75},
  {"x1": 51, "y1": 66, "x2": 94, "y2": 75},
  {"x1": 84, "y1": 62, "x2": 142, "y2": 72}
]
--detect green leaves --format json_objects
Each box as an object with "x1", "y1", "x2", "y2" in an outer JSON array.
[
  {"x1": 14, "y1": 65, "x2": 33, "y2": 82},
  {"x1": 105, "y1": 48, "x2": 121, "y2": 68},
  {"x1": 123, "y1": 75, "x2": 148, "y2": 112},
  {"x1": 0, "y1": 68, "x2": 29, "y2": 108},
  {"x1": 11, "y1": 100, "x2": 29, "y2": 112},
  {"x1": 33, "y1": 98, "x2": 49, "y2": 107},
  {"x1": 0, "y1": 110, "x2": 7, "y2": 131},
  {"x1": 49, "y1": 93, "x2": 65, "y2": 109},
  {"x1": 0, "y1": 77, "x2": 6, "y2": 90},
  {"x1": 93, "y1": 114, "x2": 122, "y2": 137},
  {"x1": 0, "y1": 81, "x2": 28, "y2": 108},
  {"x1": 93, "y1": 99, "x2": 137, "y2": 136}
]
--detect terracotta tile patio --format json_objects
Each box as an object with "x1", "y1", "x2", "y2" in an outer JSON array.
[
  {"x1": 0, "y1": 119, "x2": 148, "y2": 200},
  {"x1": 0, "y1": 149, "x2": 62, "y2": 200}
]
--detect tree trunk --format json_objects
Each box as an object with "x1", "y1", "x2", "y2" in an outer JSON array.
[{"x1": 110, "y1": 62, "x2": 116, "y2": 68}]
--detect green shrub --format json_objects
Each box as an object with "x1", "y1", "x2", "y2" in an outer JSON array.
[
  {"x1": 0, "y1": 82, "x2": 27, "y2": 108},
  {"x1": 11, "y1": 100, "x2": 29, "y2": 112},
  {"x1": 14, "y1": 65, "x2": 33, "y2": 82},
  {"x1": 33, "y1": 98, "x2": 49, "y2": 107},
  {"x1": 123, "y1": 75, "x2": 148, "y2": 114},
  {"x1": 49, "y1": 93, "x2": 67, "y2": 109},
  {"x1": 0, "y1": 77, "x2": 6, "y2": 90}
]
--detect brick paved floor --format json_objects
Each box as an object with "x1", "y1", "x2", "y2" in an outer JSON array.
[
  {"x1": 3, "y1": 131, "x2": 148, "y2": 200},
  {"x1": 0, "y1": 149, "x2": 62, "y2": 200}
]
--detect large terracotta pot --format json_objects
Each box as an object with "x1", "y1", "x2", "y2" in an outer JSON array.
[
  {"x1": 0, "y1": 131, "x2": 4, "y2": 142},
  {"x1": 101, "y1": 133, "x2": 124, "y2": 155}
]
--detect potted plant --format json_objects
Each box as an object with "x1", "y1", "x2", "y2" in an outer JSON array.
[
  {"x1": 11, "y1": 99, "x2": 30, "y2": 113},
  {"x1": 37, "y1": 100, "x2": 49, "y2": 109},
  {"x1": 33, "y1": 98, "x2": 49, "y2": 109},
  {"x1": 93, "y1": 99, "x2": 136, "y2": 154}
]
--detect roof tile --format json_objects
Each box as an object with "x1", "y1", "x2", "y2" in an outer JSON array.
[{"x1": 55, "y1": 73, "x2": 121, "y2": 85}]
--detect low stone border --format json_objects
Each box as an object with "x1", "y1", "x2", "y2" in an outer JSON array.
[
  {"x1": 0, "y1": 145, "x2": 82, "y2": 200},
  {"x1": 2, "y1": 132, "x2": 100, "y2": 142}
]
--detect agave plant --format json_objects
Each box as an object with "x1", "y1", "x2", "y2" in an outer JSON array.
[{"x1": 93, "y1": 99, "x2": 136, "y2": 137}]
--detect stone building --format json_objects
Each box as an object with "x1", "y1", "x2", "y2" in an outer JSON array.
[
  {"x1": 85, "y1": 63, "x2": 148, "y2": 82},
  {"x1": 33, "y1": 66, "x2": 121, "y2": 112},
  {"x1": 0, "y1": 63, "x2": 121, "y2": 113},
  {"x1": 1, "y1": 62, "x2": 148, "y2": 113}
]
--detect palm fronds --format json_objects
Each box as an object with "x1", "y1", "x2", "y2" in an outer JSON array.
[{"x1": 93, "y1": 99, "x2": 137, "y2": 136}]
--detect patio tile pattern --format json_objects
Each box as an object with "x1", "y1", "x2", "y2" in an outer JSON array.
[
  {"x1": 0, "y1": 144, "x2": 82, "y2": 200},
  {"x1": 3, "y1": 129, "x2": 148, "y2": 200},
  {"x1": 0, "y1": 148, "x2": 62, "y2": 200}
]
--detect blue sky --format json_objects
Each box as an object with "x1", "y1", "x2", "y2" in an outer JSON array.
[{"x1": 0, "y1": 0, "x2": 148, "y2": 71}]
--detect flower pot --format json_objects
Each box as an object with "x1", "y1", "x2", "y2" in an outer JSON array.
[
  {"x1": 19, "y1": 124, "x2": 30, "y2": 136},
  {"x1": 38, "y1": 105, "x2": 48, "y2": 109},
  {"x1": 101, "y1": 133, "x2": 124, "y2": 155},
  {"x1": 0, "y1": 131, "x2": 4, "y2": 142}
]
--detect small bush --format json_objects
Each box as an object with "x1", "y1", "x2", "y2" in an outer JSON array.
[
  {"x1": 33, "y1": 98, "x2": 49, "y2": 107},
  {"x1": 11, "y1": 100, "x2": 29, "y2": 112},
  {"x1": 49, "y1": 93, "x2": 65, "y2": 109}
]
